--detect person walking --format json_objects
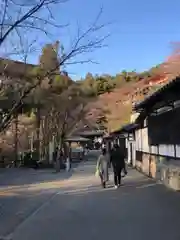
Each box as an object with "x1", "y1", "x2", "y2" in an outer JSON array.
[
  {"x1": 53, "y1": 147, "x2": 59, "y2": 172},
  {"x1": 96, "y1": 148, "x2": 109, "y2": 188},
  {"x1": 110, "y1": 144, "x2": 126, "y2": 189}
]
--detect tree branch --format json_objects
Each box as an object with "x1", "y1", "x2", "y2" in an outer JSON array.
[{"x1": 0, "y1": 5, "x2": 109, "y2": 133}]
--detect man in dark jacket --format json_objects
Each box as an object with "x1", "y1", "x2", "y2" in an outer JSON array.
[{"x1": 110, "y1": 144, "x2": 126, "y2": 188}]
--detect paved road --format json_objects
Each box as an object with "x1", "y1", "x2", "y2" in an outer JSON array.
[
  {"x1": 1, "y1": 161, "x2": 180, "y2": 240},
  {"x1": 0, "y1": 166, "x2": 76, "y2": 238}
]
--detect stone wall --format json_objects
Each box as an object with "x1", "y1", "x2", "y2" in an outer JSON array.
[
  {"x1": 149, "y1": 154, "x2": 157, "y2": 178},
  {"x1": 160, "y1": 162, "x2": 180, "y2": 191},
  {"x1": 135, "y1": 153, "x2": 150, "y2": 177},
  {"x1": 141, "y1": 153, "x2": 150, "y2": 175},
  {"x1": 135, "y1": 160, "x2": 142, "y2": 171},
  {"x1": 135, "y1": 152, "x2": 180, "y2": 191}
]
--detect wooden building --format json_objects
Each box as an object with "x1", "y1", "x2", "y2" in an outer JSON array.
[
  {"x1": 79, "y1": 130, "x2": 104, "y2": 149},
  {"x1": 129, "y1": 77, "x2": 180, "y2": 190},
  {"x1": 103, "y1": 124, "x2": 138, "y2": 163},
  {"x1": 65, "y1": 136, "x2": 90, "y2": 162},
  {"x1": 117, "y1": 123, "x2": 139, "y2": 166}
]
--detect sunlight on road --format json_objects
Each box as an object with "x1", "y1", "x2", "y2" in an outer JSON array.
[
  {"x1": 0, "y1": 175, "x2": 98, "y2": 196},
  {"x1": 0, "y1": 168, "x2": 156, "y2": 198},
  {"x1": 0, "y1": 191, "x2": 18, "y2": 197}
]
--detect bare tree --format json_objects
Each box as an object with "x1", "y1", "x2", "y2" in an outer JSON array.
[
  {"x1": 0, "y1": 1, "x2": 109, "y2": 133},
  {"x1": 39, "y1": 84, "x2": 88, "y2": 170}
]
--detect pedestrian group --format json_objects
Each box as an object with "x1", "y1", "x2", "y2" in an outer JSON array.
[{"x1": 96, "y1": 143, "x2": 127, "y2": 189}]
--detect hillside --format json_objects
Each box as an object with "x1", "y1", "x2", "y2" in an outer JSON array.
[
  {"x1": 70, "y1": 62, "x2": 176, "y2": 134},
  {"x1": 85, "y1": 51, "x2": 180, "y2": 133},
  {"x1": 86, "y1": 72, "x2": 171, "y2": 133}
]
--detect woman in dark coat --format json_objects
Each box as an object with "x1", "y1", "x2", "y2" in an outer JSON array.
[{"x1": 110, "y1": 144, "x2": 126, "y2": 188}]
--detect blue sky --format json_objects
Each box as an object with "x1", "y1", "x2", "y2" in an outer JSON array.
[{"x1": 27, "y1": 0, "x2": 180, "y2": 79}]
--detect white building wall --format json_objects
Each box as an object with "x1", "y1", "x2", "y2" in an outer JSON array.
[
  {"x1": 150, "y1": 145, "x2": 158, "y2": 154},
  {"x1": 127, "y1": 143, "x2": 131, "y2": 164},
  {"x1": 135, "y1": 129, "x2": 177, "y2": 158},
  {"x1": 127, "y1": 141, "x2": 136, "y2": 166},
  {"x1": 132, "y1": 142, "x2": 136, "y2": 166},
  {"x1": 141, "y1": 127, "x2": 149, "y2": 152},
  {"x1": 159, "y1": 145, "x2": 175, "y2": 157},
  {"x1": 176, "y1": 145, "x2": 180, "y2": 157},
  {"x1": 49, "y1": 138, "x2": 54, "y2": 163}
]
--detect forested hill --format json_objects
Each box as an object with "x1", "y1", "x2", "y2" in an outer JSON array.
[
  {"x1": 0, "y1": 46, "x2": 172, "y2": 137},
  {"x1": 76, "y1": 65, "x2": 171, "y2": 132}
]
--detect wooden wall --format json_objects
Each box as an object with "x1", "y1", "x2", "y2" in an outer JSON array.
[{"x1": 134, "y1": 118, "x2": 180, "y2": 179}]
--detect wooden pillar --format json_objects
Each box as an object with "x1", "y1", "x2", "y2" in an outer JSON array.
[
  {"x1": 69, "y1": 142, "x2": 72, "y2": 162},
  {"x1": 14, "y1": 112, "x2": 18, "y2": 167},
  {"x1": 35, "y1": 105, "x2": 41, "y2": 161}
]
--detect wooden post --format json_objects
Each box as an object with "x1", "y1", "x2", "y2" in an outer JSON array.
[
  {"x1": 14, "y1": 112, "x2": 18, "y2": 167},
  {"x1": 68, "y1": 142, "x2": 72, "y2": 166},
  {"x1": 36, "y1": 104, "x2": 41, "y2": 161},
  {"x1": 69, "y1": 142, "x2": 72, "y2": 161}
]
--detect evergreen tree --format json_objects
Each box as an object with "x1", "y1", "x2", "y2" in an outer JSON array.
[{"x1": 39, "y1": 41, "x2": 60, "y2": 82}]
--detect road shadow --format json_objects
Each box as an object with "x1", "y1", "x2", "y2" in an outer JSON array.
[
  {"x1": 56, "y1": 177, "x2": 160, "y2": 196},
  {"x1": 0, "y1": 148, "x2": 98, "y2": 188},
  {"x1": 9, "y1": 176, "x2": 180, "y2": 240},
  {"x1": 0, "y1": 187, "x2": 61, "y2": 237},
  {"x1": 0, "y1": 162, "x2": 86, "y2": 238},
  {"x1": 0, "y1": 159, "x2": 96, "y2": 237},
  {"x1": 0, "y1": 161, "x2": 84, "y2": 188},
  {"x1": 0, "y1": 176, "x2": 145, "y2": 237}
]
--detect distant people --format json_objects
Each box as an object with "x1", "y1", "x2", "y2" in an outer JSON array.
[
  {"x1": 95, "y1": 141, "x2": 101, "y2": 150},
  {"x1": 101, "y1": 143, "x2": 106, "y2": 149},
  {"x1": 110, "y1": 144, "x2": 127, "y2": 189},
  {"x1": 32, "y1": 150, "x2": 39, "y2": 169},
  {"x1": 66, "y1": 157, "x2": 70, "y2": 172},
  {"x1": 53, "y1": 147, "x2": 58, "y2": 163},
  {"x1": 96, "y1": 148, "x2": 109, "y2": 188},
  {"x1": 59, "y1": 149, "x2": 64, "y2": 163},
  {"x1": 53, "y1": 147, "x2": 58, "y2": 169}
]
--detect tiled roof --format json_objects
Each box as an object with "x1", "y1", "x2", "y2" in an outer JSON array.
[{"x1": 134, "y1": 76, "x2": 180, "y2": 111}]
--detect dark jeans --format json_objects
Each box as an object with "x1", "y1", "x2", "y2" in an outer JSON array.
[
  {"x1": 113, "y1": 167, "x2": 122, "y2": 186},
  {"x1": 123, "y1": 166, "x2": 128, "y2": 175}
]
